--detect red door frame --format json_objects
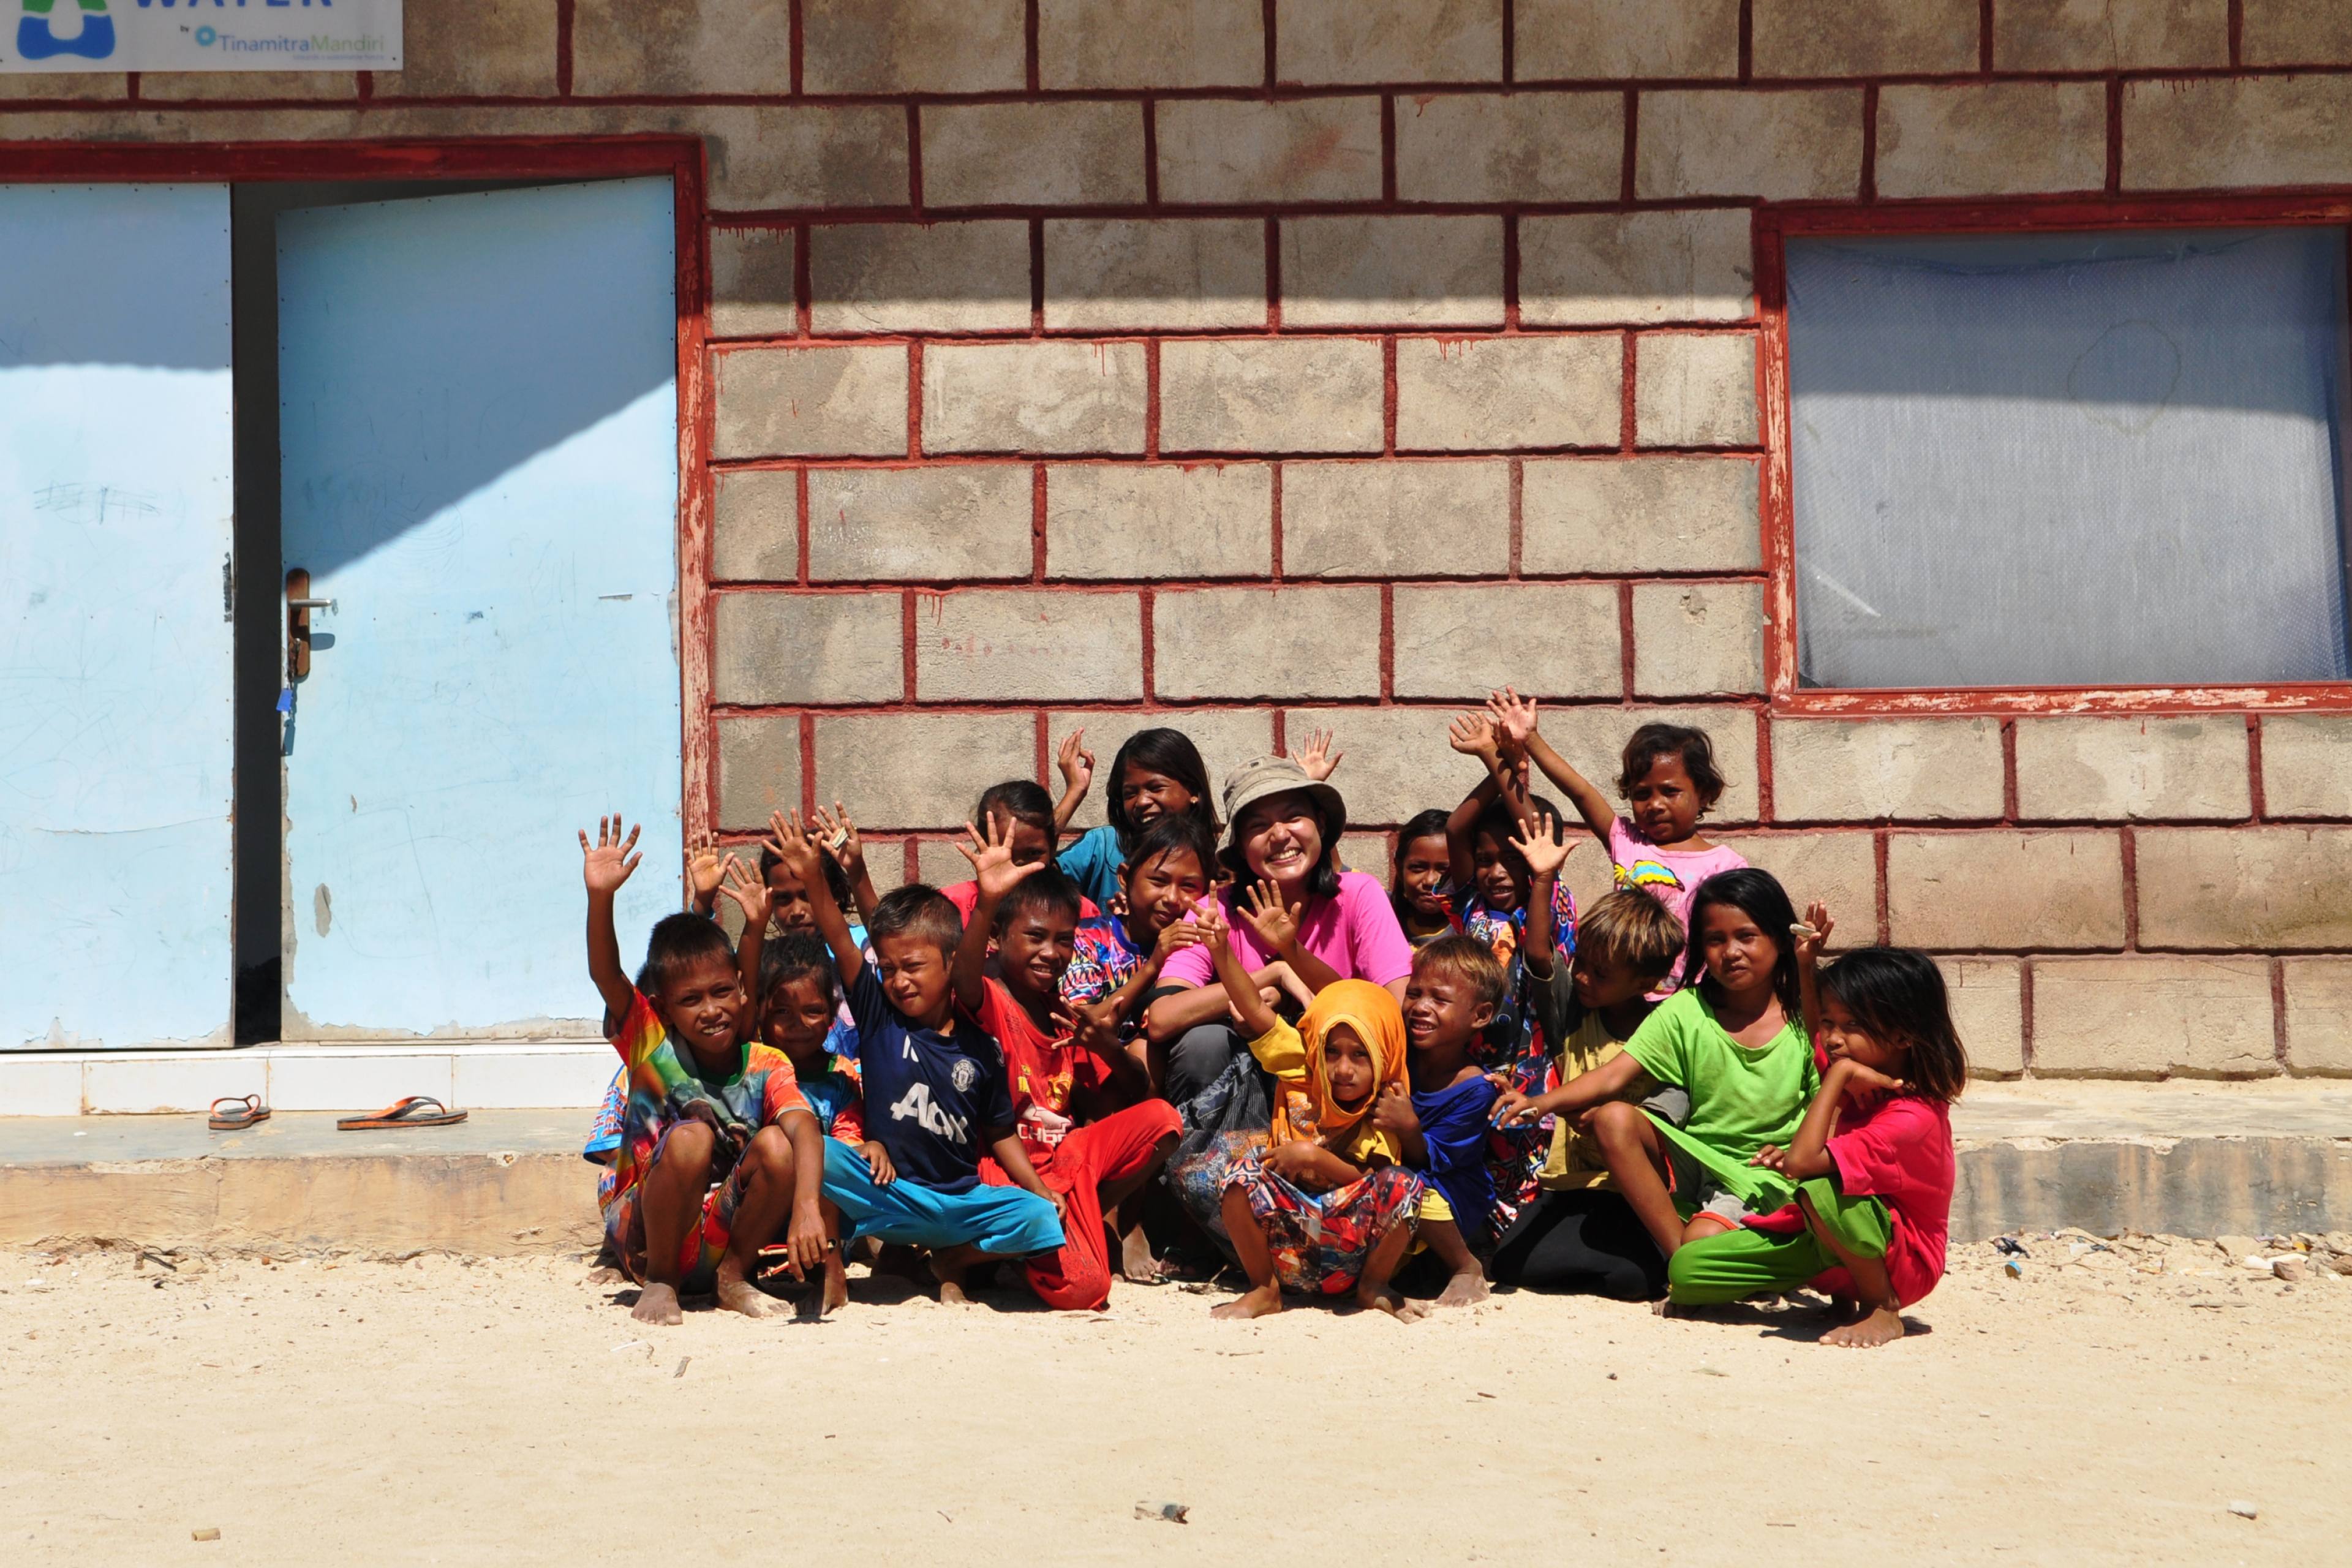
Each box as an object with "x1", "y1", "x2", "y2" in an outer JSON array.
[
  {"x1": 1755, "y1": 195, "x2": 2352, "y2": 717},
  {"x1": 0, "y1": 135, "x2": 718, "y2": 845}
]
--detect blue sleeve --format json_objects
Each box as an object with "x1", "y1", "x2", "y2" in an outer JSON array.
[
  {"x1": 1055, "y1": 825, "x2": 1123, "y2": 910},
  {"x1": 976, "y1": 1044, "x2": 1016, "y2": 1133},
  {"x1": 1415, "y1": 1079, "x2": 1501, "y2": 1175},
  {"x1": 847, "y1": 962, "x2": 894, "y2": 1046}
]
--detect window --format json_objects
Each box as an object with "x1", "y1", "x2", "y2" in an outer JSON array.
[{"x1": 1783, "y1": 225, "x2": 2352, "y2": 692}]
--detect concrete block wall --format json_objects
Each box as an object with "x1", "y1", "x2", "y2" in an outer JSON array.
[{"x1": 31, "y1": 0, "x2": 2352, "y2": 1081}]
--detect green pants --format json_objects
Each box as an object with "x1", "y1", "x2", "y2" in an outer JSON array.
[{"x1": 1666, "y1": 1177, "x2": 1890, "y2": 1305}]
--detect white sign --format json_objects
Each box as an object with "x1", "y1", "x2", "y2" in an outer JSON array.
[{"x1": 1, "y1": 0, "x2": 399, "y2": 72}]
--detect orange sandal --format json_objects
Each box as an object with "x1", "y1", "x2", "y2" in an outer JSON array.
[
  {"x1": 335, "y1": 1096, "x2": 467, "y2": 1131},
  {"x1": 208, "y1": 1095, "x2": 271, "y2": 1132}
]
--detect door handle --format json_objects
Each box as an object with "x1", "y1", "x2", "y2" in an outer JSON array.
[{"x1": 285, "y1": 570, "x2": 334, "y2": 680}]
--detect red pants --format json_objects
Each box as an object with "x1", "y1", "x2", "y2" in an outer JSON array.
[{"x1": 982, "y1": 1099, "x2": 1180, "y2": 1312}]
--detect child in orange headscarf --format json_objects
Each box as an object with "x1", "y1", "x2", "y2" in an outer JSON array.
[{"x1": 1195, "y1": 906, "x2": 1428, "y2": 1322}]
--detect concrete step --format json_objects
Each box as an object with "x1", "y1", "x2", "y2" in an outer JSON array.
[
  {"x1": 0, "y1": 1040, "x2": 616, "y2": 1116},
  {"x1": 3, "y1": 1081, "x2": 2348, "y2": 1256}
]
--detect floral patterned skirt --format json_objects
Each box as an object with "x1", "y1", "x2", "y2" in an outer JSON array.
[{"x1": 1226, "y1": 1154, "x2": 1425, "y2": 1295}]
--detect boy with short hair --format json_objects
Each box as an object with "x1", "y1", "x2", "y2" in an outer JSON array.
[
  {"x1": 1374, "y1": 932, "x2": 1506, "y2": 1308},
  {"x1": 581, "y1": 816, "x2": 830, "y2": 1327},
  {"x1": 770, "y1": 820, "x2": 1066, "y2": 1305},
  {"x1": 954, "y1": 818, "x2": 1184, "y2": 1310}
]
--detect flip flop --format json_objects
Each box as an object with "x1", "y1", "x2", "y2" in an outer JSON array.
[
  {"x1": 208, "y1": 1095, "x2": 271, "y2": 1132},
  {"x1": 336, "y1": 1096, "x2": 467, "y2": 1131}
]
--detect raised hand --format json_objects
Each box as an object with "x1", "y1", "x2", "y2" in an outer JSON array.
[
  {"x1": 1485, "y1": 686, "x2": 1538, "y2": 752},
  {"x1": 1055, "y1": 728, "x2": 1096, "y2": 797},
  {"x1": 1238, "y1": 878, "x2": 1302, "y2": 957},
  {"x1": 1191, "y1": 897, "x2": 1232, "y2": 958},
  {"x1": 1370, "y1": 1082, "x2": 1419, "y2": 1137},
  {"x1": 1294, "y1": 726, "x2": 1344, "y2": 782},
  {"x1": 957, "y1": 812, "x2": 1044, "y2": 905},
  {"x1": 1447, "y1": 710, "x2": 1501, "y2": 766},
  {"x1": 1792, "y1": 899, "x2": 1836, "y2": 963},
  {"x1": 808, "y1": 801, "x2": 867, "y2": 881},
  {"x1": 685, "y1": 837, "x2": 727, "y2": 901},
  {"x1": 1152, "y1": 914, "x2": 1205, "y2": 961},
  {"x1": 1509, "y1": 810, "x2": 1576, "y2": 881},
  {"x1": 763, "y1": 809, "x2": 827, "y2": 888},
  {"x1": 717, "y1": 854, "x2": 770, "y2": 929},
  {"x1": 580, "y1": 815, "x2": 643, "y2": 895}
]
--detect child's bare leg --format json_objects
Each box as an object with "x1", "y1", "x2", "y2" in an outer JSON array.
[
  {"x1": 1799, "y1": 1192, "x2": 1905, "y2": 1348},
  {"x1": 1102, "y1": 1131, "x2": 1180, "y2": 1283},
  {"x1": 929, "y1": 1243, "x2": 991, "y2": 1305},
  {"x1": 715, "y1": 1127, "x2": 796, "y2": 1320},
  {"x1": 1589, "y1": 1102, "x2": 1685, "y2": 1260},
  {"x1": 1354, "y1": 1218, "x2": 1428, "y2": 1322},
  {"x1": 631, "y1": 1122, "x2": 717, "y2": 1325},
  {"x1": 817, "y1": 1197, "x2": 848, "y2": 1314},
  {"x1": 1419, "y1": 1218, "x2": 1489, "y2": 1308},
  {"x1": 1209, "y1": 1186, "x2": 1281, "y2": 1319}
]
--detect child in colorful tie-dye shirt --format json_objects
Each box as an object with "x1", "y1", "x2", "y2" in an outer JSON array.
[{"x1": 581, "y1": 817, "x2": 831, "y2": 1328}]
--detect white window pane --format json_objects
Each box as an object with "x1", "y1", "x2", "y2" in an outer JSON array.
[{"x1": 1787, "y1": 227, "x2": 2352, "y2": 689}]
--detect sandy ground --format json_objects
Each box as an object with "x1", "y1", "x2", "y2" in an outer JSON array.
[{"x1": 3, "y1": 1233, "x2": 2348, "y2": 1566}]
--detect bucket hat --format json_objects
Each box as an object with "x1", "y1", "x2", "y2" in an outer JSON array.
[{"x1": 1219, "y1": 754, "x2": 1346, "y2": 839}]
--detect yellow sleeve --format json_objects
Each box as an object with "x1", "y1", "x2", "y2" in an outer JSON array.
[{"x1": 1246, "y1": 1018, "x2": 1308, "y2": 1084}]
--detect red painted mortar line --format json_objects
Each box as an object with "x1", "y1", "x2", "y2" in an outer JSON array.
[
  {"x1": 1025, "y1": 0, "x2": 1042, "y2": 94},
  {"x1": 1737, "y1": 1, "x2": 1753, "y2": 83},
  {"x1": 1618, "y1": 89, "x2": 1638, "y2": 204},
  {"x1": 1030, "y1": 464, "x2": 1048, "y2": 581},
  {"x1": 1034, "y1": 710, "x2": 1050, "y2": 785},
  {"x1": 2245, "y1": 715, "x2": 2266, "y2": 821},
  {"x1": 794, "y1": 468, "x2": 810, "y2": 585},
  {"x1": 1858, "y1": 84, "x2": 1877, "y2": 203},
  {"x1": 2104, "y1": 77, "x2": 2124, "y2": 194},
  {"x1": 1381, "y1": 336, "x2": 1398, "y2": 454},
  {"x1": 1500, "y1": 0, "x2": 1515, "y2": 85},
  {"x1": 793, "y1": 220, "x2": 813, "y2": 337},
  {"x1": 556, "y1": 0, "x2": 575, "y2": 97},
  {"x1": 1139, "y1": 588, "x2": 1158, "y2": 703},
  {"x1": 2119, "y1": 824, "x2": 2139, "y2": 951},
  {"x1": 1501, "y1": 213, "x2": 1522, "y2": 331},
  {"x1": 799, "y1": 712, "x2": 818, "y2": 817},
  {"x1": 2229, "y1": 0, "x2": 2245, "y2": 69},
  {"x1": 899, "y1": 592, "x2": 918, "y2": 702},
  {"x1": 1977, "y1": 0, "x2": 1993, "y2": 75},
  {"x1": 1378, "y1": 584, "x2": 1396, "y2": 702},
  {"x1": 1142, "y1": 100, "x2": 1161, "y2": 208},
  {"x1": 788, "y1": 0, "x2": 805, "y2": 98},
  {"x1": 1028, "y1": 219, "x2": 1046, "y2": 334},
  {"x1": 2018, "y1": 961, "x2": 2035, "y2": 1073},
  {"x1": 1263, "y1": 218, "x2": 1283, "y2": 331},
  {"x1": 1751, "y1": 706, "x2": 1774, "y2": 823},
  {"x1": 1380, "y1": 96, "x2": 1398, "y2": 204},
  {"x1": 1268, "y1": 464, "x2": 1284, "y2": 582},
  {"x1": 1617, "y1": 331, "x2": 1637, "y2": 450},
  {"x1": 1615, "y1": 582, "x2": 1636, "y2": 700},
  {"x1": 903, "y1": 341, "x2": 924, "y2": 458},
  {"x1": 1872, "y1": 827, "x2": 1891, "y2": 944},
  {"x1": 1260, "y1": 0, "x2": 1278, "y2": 90},
  {"x1": 905, "y1": 104, "x2": 924, "y2": 213},
  {"x1": 2000, "y1": 719, "x2": 2019, "y2": 823},
  {"x1": 1506, "y1": 458, "x2": 1523, "y2": 579}
]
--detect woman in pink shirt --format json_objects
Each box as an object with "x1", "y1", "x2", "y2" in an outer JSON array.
[{"x1": 1142, "y1": 755, "x2": 1415, "y2": 1105}]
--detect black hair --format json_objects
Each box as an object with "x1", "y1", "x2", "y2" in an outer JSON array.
[
  {"x1": 1121, "y1": 812, "x2": 1220, "y2": 889},
  {"x1": 995, "y1": 867, "x2": 1084, "y2": 934},
  {"x1": 758, "y1": 930, "x2": 840, "y2": 1014},
  {"x1": 756, "y1": 840, "x2": 854, "y2": 916},
  {"x1": 1412, "y1": 933, "x2": 1509, "y2": 1014},
  {"x1": 641, "y1": 911, "x2": 737, "y2": 995},
  {"x1": 1390, "y1": 808, "x2": 1453, "y2": 900},
  {"x1": 976, "y1": 779, "x2": 1060, "y2": 857},
  {"x1": 1470, "y1": 791, "x2": 1569, "y2": 867},
  {"x1": 1819, "y1": 948, "x2": 1969, "y2": 1104},
  {"x1": 1219, "y1": 786, "x2": 1345, "y2": 901},
  {"x1": 1681, "y1": 867, "x2": 1802, "y2": 1021},
  {"x1": 1618, "y1": 723, "x2": 1727, "y2": 810},
  {"x1": 865, "y1": 883, "x2": 963, "y2": 957},
  {"x1": 1106, "y1": 728, "x2": 1218, "y2": 848}
]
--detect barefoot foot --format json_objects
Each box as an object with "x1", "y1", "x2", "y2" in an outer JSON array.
[
  {"x1": 714, "y1": 1261, "x2": 780, "y2": 1320},
  {"x1": 1210, "y1": 1283, "x2": 1282, "y2": 1320},
  {"x1": 1822, "y1": 1304, "x2": 1906, "y2": 1347},
  {"x1": 821, "y1": 1256, "x2": 848, "y2": 1314},
  {"x1": 1435, "y1": 1268, "x2": 1490, "y2": 1309},
  {"x1": 1357, "y1": 1284, "x2": 1430, "y2": 1322},
  {"x1": 630, "y1": 1281, "x2": 684, "y2": 1326},
  {"x1": 1118, "y1": 1226, "x2": 1165, "y2": 1286}
]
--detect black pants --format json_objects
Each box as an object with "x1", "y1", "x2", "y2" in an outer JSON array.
[{"x1": 1489, "y1": 1187, "x2": 1667, "y2": 1301}]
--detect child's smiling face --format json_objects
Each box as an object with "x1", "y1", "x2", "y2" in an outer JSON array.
[
  {"x1": 1393, "y1": 832, "x2": 1450, "y2": 919},
  {"x1": 1118, "y1": 766, "x2": 1196, "y2": 831},
  {"x1": 1627, "y1": 754, "x2": 1705, "y2": 845},
  {"x1": 1403, "y1": 965, "x2": 1490, "y2": 1056},
  {"x1": 990, "y1": 809, "x2": 1054, "y2": 869},
  {"x1": 654, "y1": 952, "x2": 744, "y2": 1061},
  {"x1": 996, "y1": 902, "x2": 1079, "y2": 1005},
  {"x1": 1124, "y1": 846, "x2": 1210, "y2": 937},
  {"x1": 1322, "y1": 1022, "x2": 1377, "y2": 1109},
  {"x1": 761, "y1": 973, "x2": 835, "y2": 1060},
  {"x1": 1470, "y1": 828, "x2": 1529, "y2": 913}
]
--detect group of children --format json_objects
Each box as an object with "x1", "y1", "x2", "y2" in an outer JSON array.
[{"x1": 582, "y1": 689, "x2": 1966, "y2": 1349}]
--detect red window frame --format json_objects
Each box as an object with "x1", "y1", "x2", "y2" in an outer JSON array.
[
  {"x1": 0, "y1": 135, "x2": 718, "y2": 836},
  {"x1": 1755, "y1": 195, "x2": 2352, "y2": 717}
]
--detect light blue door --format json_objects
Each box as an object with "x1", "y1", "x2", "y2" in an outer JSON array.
[
  {"x1": 0, "y1": 184, "x2": 235, "y2": 1050},
  {"x1": 276, "y1": 179, "x2": 682, "y2": 1039}
]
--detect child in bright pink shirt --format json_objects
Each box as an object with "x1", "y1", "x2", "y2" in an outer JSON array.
[
  {"x1": 1664, "y1": 907, "x2": 1965, "y2": 1348},
  {"x1": 1488, "y1": 689, "x2": 1744, "y2": 991}
]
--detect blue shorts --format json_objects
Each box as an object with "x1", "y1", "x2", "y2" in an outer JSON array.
[{"x1": 820, "y1": 1139, "x2": 1064, "y2": 1257}]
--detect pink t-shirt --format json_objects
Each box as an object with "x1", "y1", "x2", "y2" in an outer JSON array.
[
  {"x1": 1607, "y1": 817, "x2": 1747, "y2": 988},
  {"x1": 1750, "y1": 1090, "x2": 1954, "y2": 1309},
  {"x1": 1158, "y1": 870, "x2": 1415, "y2": 993}
]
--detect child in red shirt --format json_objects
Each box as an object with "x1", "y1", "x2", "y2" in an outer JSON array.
[
  {"x1": 953, "y1": 817, "x2": 1182, "y2": 1312},
  {"x1": 1663, "y1": 907, "x2": 1967, "y2": 1346}
]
